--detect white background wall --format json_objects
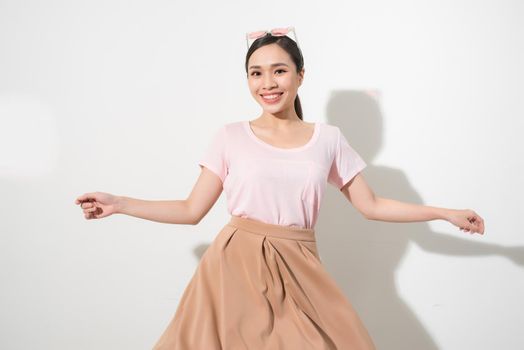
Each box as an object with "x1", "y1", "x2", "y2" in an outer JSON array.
[{"x1": 1, "y1": 0, "x2": 523, "y2": 349}]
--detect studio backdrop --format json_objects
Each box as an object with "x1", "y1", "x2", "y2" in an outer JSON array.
[{"x1": 1, "y1": 0, "x2": 522, "y2": 349}]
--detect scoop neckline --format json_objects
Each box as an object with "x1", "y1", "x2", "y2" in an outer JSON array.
[{"x1": 243, "y1": 120, "x2": 320, "y2": 152}]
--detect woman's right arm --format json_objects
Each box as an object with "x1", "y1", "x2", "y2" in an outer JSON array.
[{"x1": 76, "y1": 166, "x2": 223, "y2": 225}]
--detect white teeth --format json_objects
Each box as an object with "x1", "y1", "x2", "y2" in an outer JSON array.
[{"x1": 262, "y1": 93, "x2": 282, "y2": 99}]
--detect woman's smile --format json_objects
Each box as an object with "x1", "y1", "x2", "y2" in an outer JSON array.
[{"x1": 260, "y1": 92, "x2": 284, "y2": 104}]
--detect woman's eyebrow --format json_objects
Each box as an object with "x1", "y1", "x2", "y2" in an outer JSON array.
[{"x1": 248, "y1": 63, "x2": 289, "y2": 70}]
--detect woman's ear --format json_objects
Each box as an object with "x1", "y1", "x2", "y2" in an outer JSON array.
[{"x1": 298, "y1": 68, "x2": 305, "y2": 86}]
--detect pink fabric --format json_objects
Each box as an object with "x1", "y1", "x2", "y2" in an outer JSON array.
[{"x1": 198, "y1": 121, "x2": 367, "y2": 229}]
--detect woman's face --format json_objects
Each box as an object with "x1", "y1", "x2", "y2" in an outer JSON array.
[{"x1": 247, "y1": 43, "x2": 304, "y2": 115}]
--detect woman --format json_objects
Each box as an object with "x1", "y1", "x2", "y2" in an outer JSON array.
[{"x1": 75, "y1": 27, "x2": 484, "y2": 349}]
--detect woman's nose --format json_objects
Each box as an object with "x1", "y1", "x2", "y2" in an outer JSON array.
[{"x1": 263, "y1": 75, "x2": 277, "y2": 88}]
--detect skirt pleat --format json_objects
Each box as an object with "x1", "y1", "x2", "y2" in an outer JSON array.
[{"x1": 152, "y1": 215, "x2": 376, "y2": 350}]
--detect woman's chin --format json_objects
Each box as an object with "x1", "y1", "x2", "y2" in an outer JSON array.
[{"x1": 259, "y1": 101, "x2": 291, "y2": 113}]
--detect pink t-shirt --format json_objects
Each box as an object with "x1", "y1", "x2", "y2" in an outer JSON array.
[{"x1": 198, "y1": 121, "x2": 367, "y2": 229}]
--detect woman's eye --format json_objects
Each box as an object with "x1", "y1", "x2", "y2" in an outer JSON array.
[{"x1": 250, "y1": 69, "x2": 286, "y2": 77}]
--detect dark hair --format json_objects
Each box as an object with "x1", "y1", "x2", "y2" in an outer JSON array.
[{"x1": 244, "y1": 35, "x2": 305, "y2": 120}]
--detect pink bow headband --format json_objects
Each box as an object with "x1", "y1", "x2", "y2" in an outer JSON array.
[{"x1": 245, "y1": 26, "x2": 300, "y2": 50}]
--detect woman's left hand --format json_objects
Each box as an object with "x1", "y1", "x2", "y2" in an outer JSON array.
[{"x1": 446, "y1": 209, "x2": 485, "y2": 235}]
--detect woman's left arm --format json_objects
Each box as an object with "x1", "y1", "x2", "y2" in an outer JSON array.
[{"x1": 341, "y1": 173, "x2": 485, "y2": 235}]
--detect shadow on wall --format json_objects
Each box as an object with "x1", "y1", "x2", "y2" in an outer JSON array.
[
  {"x1": 318, "y1": 90, "x2": 524, "y2": 349},
  {"x1": 190, "y1": 90, "x2": 524, "y2": 350}
]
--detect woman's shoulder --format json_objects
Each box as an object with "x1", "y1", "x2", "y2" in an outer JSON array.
[
  {"x1": 209, "y1": 120, "x2": 244, "y2": 133},
  {"x1": 319, "y1": 122, "x2": 340, "y2": 132},
  {"x1": 221, "y1": 120, "x2": 245, "y2": 134},
  {"x1": 316, "y1": 122, "x2": 341, "y2": 140}
]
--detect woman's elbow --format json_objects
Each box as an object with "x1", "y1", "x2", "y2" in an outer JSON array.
[
  {"x1": 354, "y1": 196, "x2": 378, "y2": 221},
  {"x1": 359, "y1": 206, "x2": 375, "y2": 220}
]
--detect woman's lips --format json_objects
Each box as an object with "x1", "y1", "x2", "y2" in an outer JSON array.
[{"x1": 260, "y1": 92, "x2": 283, "y2": 104}]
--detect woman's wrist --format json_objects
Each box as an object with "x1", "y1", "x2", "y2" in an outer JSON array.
[
  {"x1": 437, "y1": 207, "x2": 454, "y2": 222},
  {"x1": 115, "y1": 195, "x2": 126, "y2": 214}
]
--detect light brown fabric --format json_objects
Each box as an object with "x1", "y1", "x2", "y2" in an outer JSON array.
[{"x1": 153, "y1": 215, "x2": 376, "y2": 349}]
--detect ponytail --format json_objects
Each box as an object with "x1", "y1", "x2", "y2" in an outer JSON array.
[{"x1": 294, "y1": 95, "x2": 303, "y2": 120}]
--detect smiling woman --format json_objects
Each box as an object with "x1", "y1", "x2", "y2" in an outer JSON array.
[
  {"x1": 245, "y1": 29, "x2": 306, "y2": 121},
  {"x1": 75, "y1": 25, "x2": 484, "y2": 350},
  {"x1": 150, "y1": 28, "x2": 378, "y2": 350}
]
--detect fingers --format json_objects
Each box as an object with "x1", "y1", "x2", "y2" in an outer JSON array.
[
  {"x1": 76, "y1": 194, "x2": 100, "y2": 220},
  {"x1": 75, "y1": 192, "x2": 97, "y2": 205},
  {"x1": 76, "y1": 193, "x2": 98, "y2": 220},
  {"x1": 478, "y1": 216, "x2": 485, "y2": 234},
  {"x1": 82, "y1": 202, "x2": 98, "y2": 213},
  {"x1": 85, "y1": 211, "x2": 99, "y2": 220},
  {"x1": 459, "y1": 211, "x2": 485, "y2": 235},
  {"x1": 472, "y1": 213, "x2": 485, "y2": 234},
  {"x1": 470, "y1": 211, "x2": 485, "y2": 235},
  {"x1": 84, "y1": 206, "x2": 101, "y2": 219}
]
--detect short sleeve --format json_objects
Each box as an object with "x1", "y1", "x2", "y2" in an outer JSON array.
[
  {"x1": 328, "y1": 127, "x2": 367, "y2": 190},
  {"x1": 198, "y1": 125, "x2": 228, "y2": 183}
]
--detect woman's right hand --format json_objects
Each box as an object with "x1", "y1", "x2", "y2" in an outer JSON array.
[{"x1": 75, "y1": 191, "x2": 120, "y2": 220}]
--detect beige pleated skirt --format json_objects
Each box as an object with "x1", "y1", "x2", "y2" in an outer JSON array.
[{"x1": 152, "y1": 215, "x2": 376, "y2": 350}]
